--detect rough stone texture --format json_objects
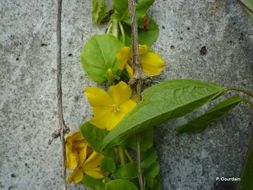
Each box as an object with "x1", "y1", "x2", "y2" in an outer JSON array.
[{"x1": 0, "y1": 0, "x2": 252, "y2": 190}]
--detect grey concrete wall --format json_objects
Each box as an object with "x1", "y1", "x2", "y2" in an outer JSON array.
[{"x1": 0, "y1": 0, "x2": 252, "y2": 190}]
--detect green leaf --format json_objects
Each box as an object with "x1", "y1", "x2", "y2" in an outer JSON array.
[
  {"x1": 105, "y1": 179, "x2": 138, "y2": 190},
  {"x1": 92, "y1": 0, "x2": 108, "y2": 25},
  {"x1": 112, "y1": 0, "x2": 154, "y2": 25},
  {"x1": 142, "y1": 149, "x2": 161, "y2": 190},
  {"x1": 146, "y1": 176, "x2": 161, "y2": 190},
  {"x1": 141, "y1": 148, "x2": 158, "y2": 169},
  {"x1": 240, "y1": 0, "x2": 253, "y2": 21},
  {"x1": 114, "y1": 162, "x2": 138, "y2": 179},
  {"x1": 102, "y1": 79, "x2": 225, "y2": 149},
  {"x1": 82, "y1": 176, "x2": 110, "y2": 190},
  {"x1": 81, "y1": 34, "x2": 122, "y2": 83},
  {"x1": 176, "y1": 95, "x2": 242, "y2": 134},
  {"x1": 112, "y1": 0, "x2": 128, "y2": 16},
  {"x1": 101, "y1": 156, "x2": 116, "y2": 173},
  {"x1": 238, "y1": 136, "x2": 253, "y2": 190},
  {"x1": 125, "y1": 19, "x2": 159, "y2": 46},
  {"x1": 80, "y1": 122, "x2": 108, "y2": 152},
  {"x1": 126, "y1": 127, "x2": 154, "y2": 152},
  {"x1": 138, "y1": 19, "x2": 159, "y2": 46},
  {"x1": 246, "y1": 9, "x2": 253, "y2": 21},
  {"x1": 103, "y1": 148, "x2": 116, "y2": 158},
  {"x1": 144, "y1": 162, "x2": 160, "y2": 178},
  {"x1": 112, "y1": 0, "x2": 158, "y2": 45},
  {"x1": 82, "y1": 176, "x2": 101, "y2": 189},
  {"x1": 136, "y1": 0, "x2": 155, "y2": 22}
]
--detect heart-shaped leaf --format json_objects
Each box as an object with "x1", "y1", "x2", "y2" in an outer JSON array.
[{"x1": 81, "y1": 34, "x2": 122, "y2": 83}]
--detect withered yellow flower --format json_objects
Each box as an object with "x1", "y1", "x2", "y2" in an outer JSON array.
[
  {"x1": 65, "y1": 131, "x2": 105, "y2": 183},
  {"x1": 68, "y1": 151, "x2": 105, "y2": 183},
  {"x1": 65, "y1": 131, "x2": 87, "y2": 170},
  {"x1": 84, "y1": 81, "x2": 136, "y2": 131},
  {"x1": 115, "y1": 44, "x2": 166, "y2": 77}
]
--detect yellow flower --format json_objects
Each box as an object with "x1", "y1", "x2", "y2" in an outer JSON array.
[
  {"x1": 115, "y1": 44, "x2": 166, "y2": 77},
  {"x1": 68, "y1": 151, "x2": 105, "y2": 183},
  {"x1": 65, "y1": 131, "x2": 87, "y2": 170},
  {"x1": 65, "y1": 131, "x2": 105, "y2": 183},
  {"x1": 84, "y1": 81, "x2": 136, "y2": 131}
]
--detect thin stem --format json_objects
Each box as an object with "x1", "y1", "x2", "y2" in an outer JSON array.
[
  {"x1": 118, "y1": 147, "x2": 126, "y2": 165},
  {"x1": 111, "y1": 19, "x2": 119, "y2": 38},
  {"x1": 57, "y1": 0, "x2": 68, "y2": 189},
  {"x1": 124, "y1": 149, "x2": 134, "y2": 162},
  {"x1": 128, "y1": 1, "x2": 145, "y2": 189},
  {"x1": 136, "y1": 133, "x2": 144, "y2": 190},
  {"x1": 128, "y1": 0, "x2": 145, "y2": 83},
  {"x1": 106, "y1": 22, "x2": 112, "y2": 34},
  {"x1": 119, "y1": 21, "x2": 126, "y2": 45},
  {"x1": 226, "y1": 87, "x2": 253, "y2": 98}
]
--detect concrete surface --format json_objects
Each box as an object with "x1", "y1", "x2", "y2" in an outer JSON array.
[{"x1": 0, "y1": 0, "x2": 252, "y2": 190}]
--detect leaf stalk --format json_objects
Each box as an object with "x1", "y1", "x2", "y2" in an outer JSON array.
[
  {"x1": 111, "y1": 19, "x2": 119, "y2": 38},
  {"x1": 118, "y1": 147, "x2": 126, "y2": 165},
  {"x1": 226, "y1": 87, "x2": 253, "y2": 98}
]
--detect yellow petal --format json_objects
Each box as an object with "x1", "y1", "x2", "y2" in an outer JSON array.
[
  {"x1": 126, "y1": 64, "x2": 133, "y2": 78},
  {"x1": 68, "y1": 168, "x2": 84, "y2": 183},
  {"x1": 91, "y1": 107, "x2": 112, "y2": 129},
  {"x1": 138, "y1": 44, "x2": 148, "y2": 55},
  {"x1": 85, "y1": 86, "x2": 113, "y2": 107},
  {"x1": 119, "y1": 100, "x2": 136, "y2": 117},
  {"x1": 73, "y1": 141, "x2": 86, "y2": 150},
  {"x1": 66, "y1": 135, "x2": 86, "y2": 152},
  {"x1": 108, "y1": 81, "x2": 132, "y2": 105},
  {"x1": 115, "y1": 46, "x2": 131, "y2": 70},
  {"x1": 65, "y1": 131, "x2": 83, "y2": 143},
  {"x1": 91, "y1": 100, "x2": 134, "y2": 131},
  {"x1": 79, "y1": 143, "x2": 88, "y2": 164},
  {"x1": 84, "y1": 167, "x2": 105, "y2": 179},
  {"x1": 83, "y1": 152, "x2": 103, "y2": 169},
  {"x1": 66, "y1": 142, "x2": 78, "y2": 169},
  {"x1": 140, "y1": 52, "x2": 166, "y2": 76},
  {"x1": 66, "y1": 151, "x2": 78, "y2": 169},
  {"x1": 91, "y1": 118, "x2": 108, "y2": 130},
  {"x1": 65, "y1": 131, "x2": 88, "y2": 169},
  {"x1": 103, "y1": 112, "x2": 122, "y2": 131},
  {"x1": 106, "y1": 100, "x2": 136, "y2": 131}
]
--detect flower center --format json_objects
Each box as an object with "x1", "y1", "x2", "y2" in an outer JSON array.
[{"x1": 111, "y1": 104, "x2": 120, "y2": 113}]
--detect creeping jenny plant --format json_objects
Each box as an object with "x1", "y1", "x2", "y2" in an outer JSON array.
[{"x1": 64, "y1": 0, "x2": 253, "y2": 189}]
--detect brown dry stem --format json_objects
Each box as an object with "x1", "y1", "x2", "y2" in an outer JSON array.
[
  {"x1": 128, "y1": 0, "x2": 145, "y2": 190},
  {"x1": 49, "y1": 0, "x2": 70, "y2": 189}
]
